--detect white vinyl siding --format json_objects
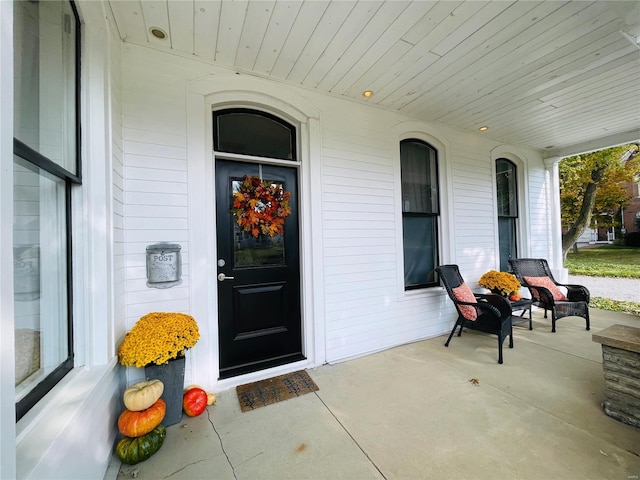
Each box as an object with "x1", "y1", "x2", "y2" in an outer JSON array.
[
  {"x1": 527, "y1": 167, "x2": 552, "y2": 259},
  {"x1": 120, "y1": 50, "x2": 197, "y2": 387},
  {"x1": 111, "y1": 9, "x2": 127, "y2": 358},
  {"x1": 450, "y1": 145, "x2": 496, "y2": 280},
  {"x1": 122, "y1": 140, "x2": 191, "y2": 320},
  {"x1": 322, "y1": 127, "x2": 400, "y2": 360}
]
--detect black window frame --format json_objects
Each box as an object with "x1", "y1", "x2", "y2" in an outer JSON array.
[
  {"x1": 14, "y1": 0, "x2": 81, "y2": 421},
  {"x1": 213, "y1": 108, "x2": 297, "y2": 161},
  {"x1": 496, "y1": 158, "x2": 518, "y2": 272},
  {"x1": 400, "y1": 139, "x2": 440, "y2": 290}
]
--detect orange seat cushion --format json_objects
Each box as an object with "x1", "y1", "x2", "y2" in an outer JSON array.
[
  {"x1": 452, "y1": 283, "x2": 478, "y2": 321},
  {"x1": 523, "y1": 276, "x2": 568, "y2": 302}
]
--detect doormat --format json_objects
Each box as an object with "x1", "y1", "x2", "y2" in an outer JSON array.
[{"x1": 236, "y1": 370, "x2": 319, "y2": 412}]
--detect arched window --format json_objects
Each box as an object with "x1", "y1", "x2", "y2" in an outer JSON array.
[
  {"x1": 213, "y1": 108, "x2": 296, "y2": 160},
  {"x1": 401, "y1": 139, "x2": 440, "y2": 289},
  {"x1": 496, "y1": 158, "x2": 518, "y2": 271}
]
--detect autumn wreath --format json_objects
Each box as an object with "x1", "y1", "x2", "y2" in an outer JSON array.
[{"x1": 230, "y1": 175, "x2": 291, "y2": 238}]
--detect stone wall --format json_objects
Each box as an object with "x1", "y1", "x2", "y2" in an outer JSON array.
[{"x1": 593, "y1": 324, "x2": 640, "y2": 428}]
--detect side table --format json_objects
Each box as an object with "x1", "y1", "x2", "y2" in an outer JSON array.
[{"x1": 508, "y1": 298, "x2": 533, "y2": 330}]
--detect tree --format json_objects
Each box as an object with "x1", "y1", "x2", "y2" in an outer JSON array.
[{"x1": 560, "y1": 143, "x2": 640, "y2": 258}]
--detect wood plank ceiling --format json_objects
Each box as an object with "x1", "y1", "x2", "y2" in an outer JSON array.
[{"x1": 107, "y1": 0, "x2": 640, "y2": 156}]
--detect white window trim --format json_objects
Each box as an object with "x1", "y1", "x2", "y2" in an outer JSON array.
[
  {"x1": 186, "y1": 74, "x2": 325, "y2": 388},
  {"x1": 491, "y1": 146, "x2": 532, "y2": 266},
  {"x1": 391, "y1": 122, "x2": 454, "y2": 300},
  {"x1": 1, "y1": 1, "x2": 17, "y2": 477}
]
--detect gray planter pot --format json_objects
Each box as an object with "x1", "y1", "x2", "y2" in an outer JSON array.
[{"x1": 145, "y1": 355, "x2": 185, "y2": 426}]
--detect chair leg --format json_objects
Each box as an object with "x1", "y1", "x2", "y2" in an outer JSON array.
[
  {"x1": 497, "y1": 337, "x2": 504, "y2": 364},
  {"x1": 585, "y1": 309, "x2": 590, "y2": 331},
  {"x1": 551, "y1": 309, "x2": 557, "y2": 333},
  {"x1": 444, "y1": 323, "x2": 459, "y2": 347}
]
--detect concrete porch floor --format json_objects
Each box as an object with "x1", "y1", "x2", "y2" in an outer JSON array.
[{"x1": 115, "y1": 308, "x2": 640, "y2": 480}]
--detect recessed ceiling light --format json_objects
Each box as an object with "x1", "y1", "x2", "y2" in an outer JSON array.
[
  {"x1": 150, "y1": 27, "x2": 167, "y2": 40},
  {"x1": 620, "y1": 31, "x2": 640, "y2": 50},
  {"x1": 479, "y1": 126, "x2": 489, "y2": 131},
  {"x1": 362, "y1": 90, "x2": 373, "y2": 98}
]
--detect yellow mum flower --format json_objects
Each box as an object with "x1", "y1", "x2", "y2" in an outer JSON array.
[
  {"x1": 118, "y1": 312, "x2": 200, "y2": 368},
  {"x1": 478, "y1": 270, "x2": 521, "y2": 297}
]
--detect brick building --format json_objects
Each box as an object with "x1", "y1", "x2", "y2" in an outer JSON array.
[{"x1": 621, "y1": 180, "x2": 640, "y2": 235}]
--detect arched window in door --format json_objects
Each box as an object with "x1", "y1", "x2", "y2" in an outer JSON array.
[
  {"x1": 213, "y1": 108, "x2": 296, "y2": 160},
  {"x1": 496, "y1": 159, "x2": 518, "y2": 271}
]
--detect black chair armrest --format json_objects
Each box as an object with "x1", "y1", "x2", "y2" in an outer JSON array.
[
  {"x1": 475, "y1": 294, "x2": 503, "y2": 301},
  {"x1": 561, "y1": 284, "x2": 590, "y2": 303},
  {"x1": 526, "y1": 285, "x2": 555, "y2": 305},
  {"x1": 456, "y1": 299, "x2": 500, "y2": 318},
  {"x1": 479, "y1": 294, "x2": 512, "y2": 319}
]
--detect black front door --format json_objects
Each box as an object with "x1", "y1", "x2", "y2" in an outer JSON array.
[{"x1": 215, "y1": 159, "x2": 303, "y2": 379}]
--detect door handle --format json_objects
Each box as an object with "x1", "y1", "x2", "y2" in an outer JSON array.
[{"x1": 217, "y1": 273, "x2": 235, "y2": 282}]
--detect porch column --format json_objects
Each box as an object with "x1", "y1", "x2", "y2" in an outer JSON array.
[{"x1": 543, "y1": 156, "x2": 567, "y2": 282}]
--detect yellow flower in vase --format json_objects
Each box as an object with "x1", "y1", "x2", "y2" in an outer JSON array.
[{"x1": 117, "y1": 312, "x2": 200, "y2": 368}]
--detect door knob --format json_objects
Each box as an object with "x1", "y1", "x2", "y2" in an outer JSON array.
[{"x1": 217, "y1": 273, "x2": 235, "y2": 282}]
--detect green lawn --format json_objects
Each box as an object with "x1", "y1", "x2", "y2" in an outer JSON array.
[
  {"x1": 564, "y1": 245, "x2": 640, "y2": 278},
  {"x1": 564, "y1": 245, "x2": 640, "y2": 316}
]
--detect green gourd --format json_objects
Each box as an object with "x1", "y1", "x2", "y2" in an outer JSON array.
[{"x1": 116, "y1": 424, "x2": 166, "y2": 465}]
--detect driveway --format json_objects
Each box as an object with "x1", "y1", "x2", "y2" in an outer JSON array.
[{"x1": 568, "y1": 275, "x2": 640, "y2": 303}]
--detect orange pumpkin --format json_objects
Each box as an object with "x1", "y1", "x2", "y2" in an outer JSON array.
[{"x1": 118, "y1": 399, "x2": 166, "y2": 437}]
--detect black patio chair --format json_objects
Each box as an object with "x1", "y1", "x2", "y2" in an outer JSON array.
[
  {"x1": 436, "y1": 265, "x2": 513, "y2": 364},
  {"x1": 508, "y1": 258, "x2": 590, "y2": 333}
]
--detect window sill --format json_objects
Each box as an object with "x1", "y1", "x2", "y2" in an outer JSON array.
[
  {"x1": 400, "y1": 285, "x2": 445, "y2": 300},
  {"x1": 16, "y1": 358, "x2": 121, "y2": 479}
]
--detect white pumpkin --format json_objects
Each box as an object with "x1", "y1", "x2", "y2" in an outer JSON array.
[{"x1": 123, "y1": 379, "x2": 164, "y2": 412}]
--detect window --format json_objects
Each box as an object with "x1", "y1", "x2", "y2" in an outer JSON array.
[
  {"x1": 13, "y1": 0, "x2": 80, "y2": 421},
  {"x1": 400, "y1": 139, "x2": 440, "y2": 289},
  {"x1": 213, "y1": 109, "x2": 296, "y2": 161},
  {"x1": 496, "y1": 159, "x2": 518, "y2": 272}
]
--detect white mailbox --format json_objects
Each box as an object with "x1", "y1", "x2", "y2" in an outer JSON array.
[{"x1": 146, "y1": 243, "x2": 182, "y2": 288}]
